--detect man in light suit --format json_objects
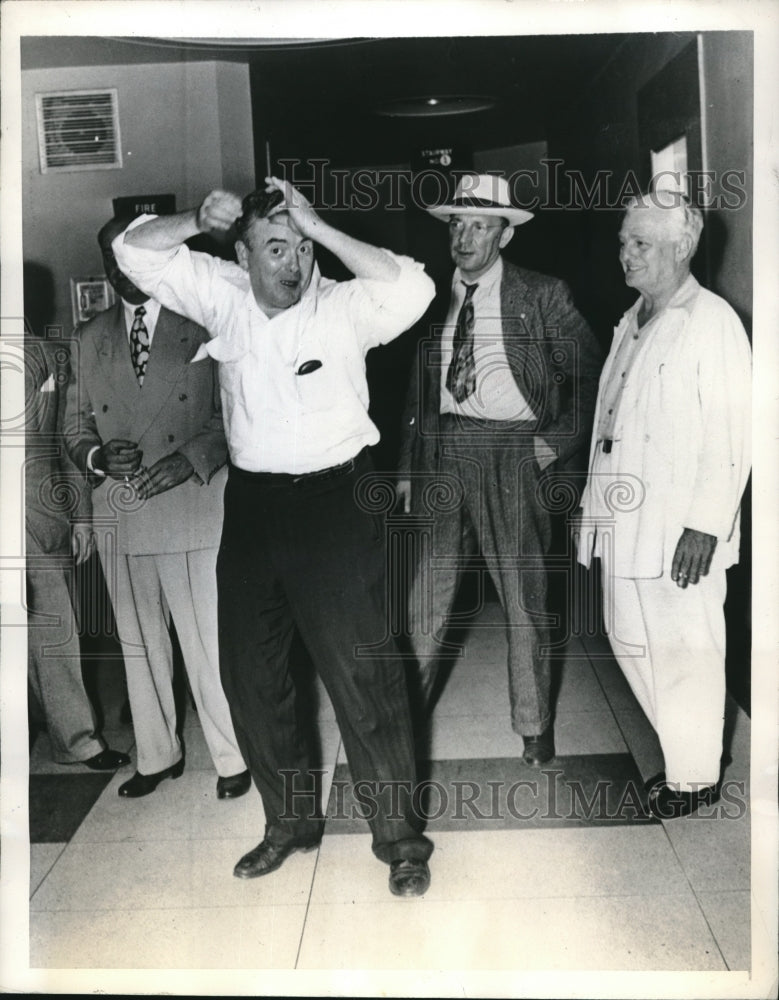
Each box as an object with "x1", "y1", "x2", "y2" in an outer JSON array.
[
  {"x1": 577, "y1": 191, "x2": 751, "y2": 819},
  {"x1": 26, "y1": 331, "x2": 129, "y2": 769},
  {"x1": 397, "y1": 174, "x2": 602, "y2": 764},
  {"x1": 63, "y1": 216, "x2": 248, "y2": 799}
]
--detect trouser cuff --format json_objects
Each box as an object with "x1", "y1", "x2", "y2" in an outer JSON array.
[{"x1": 372, "y1": 834, "x2": 434, "y2": 865}]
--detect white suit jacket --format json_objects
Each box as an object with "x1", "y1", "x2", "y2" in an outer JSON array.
[{"x1": 578, "y1": 276, "x2": 751, "y2": 579}]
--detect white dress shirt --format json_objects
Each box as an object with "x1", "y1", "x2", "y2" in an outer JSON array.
[
  {"x1": 115, "y1": 216, "x2": 435, "y2": 474},
  {"x1": 122, "y1": 297, "x2": 161, "y2": 344},
  {"x1": 439, "y1": 257, "x2": 535, "y2": 421}
]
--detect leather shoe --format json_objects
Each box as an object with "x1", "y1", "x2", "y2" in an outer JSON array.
[
  {"x1": 647, "y1": 777, "x2": 719, "y2": 820},
  {"x1": 522, "y1": 725, "x2": 555, "y2": 766},
  {"x1": 216, "y1": 769, "x2": 251, "y2": 799},
  {"x1": 233, "y1": 838, "x2": 319, "y2": 879},
  {"x1": 389, "y1": 858, "x2": 431, "y2": 898},
  {"x1": 118, "y1": 758, "x2": 185, "y2": 798},
  {"x1": 83, "y1": 748, "x2": 130, "y2": 771}
]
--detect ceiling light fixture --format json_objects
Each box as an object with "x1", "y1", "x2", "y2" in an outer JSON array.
[{"x1": 374, "y1": 95, "x2": 496, "y2": 118}]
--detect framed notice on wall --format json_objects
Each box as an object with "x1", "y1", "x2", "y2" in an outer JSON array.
[
  {"x1": 70, "y1": 276, "x2": 116, "y2": 326},
  {"x1": 112, "y1": 194, "x2": 176, "y2": 219}
]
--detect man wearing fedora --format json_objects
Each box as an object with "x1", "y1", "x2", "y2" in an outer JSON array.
[{"x1": 397, "y1": 173, "x2": 602, "y2": 764}]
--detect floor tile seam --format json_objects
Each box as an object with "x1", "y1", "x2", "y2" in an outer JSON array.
[
  {"x1": 303, "y1": 888, "x2": 716, "y2": 907},
  {"x1": 30, "y1": 900, "x2": 312, "y2": 915},
  {"x1": 304, "y1": 889, "x2": 700, "y2": 909},
  {"x1": 576, "y1": 637, "x2": 646, "y2": 776},
  {"x1": 29, "y1": 769, "x2": 128, "y2": 777},
  {"x1": 357, "y1": 824, "x2": 668, "y2": 840},
  {"x1": 64, "y1": 835, "x2": 317, "y2": 847},
  {"x1": 646, "y1": 812, "x2": 738, "y2": 966},
  {"x1": 28, "y1": 843, "x2": 68, "y2": 903},
  {"x1": 65, "y1": 817, "x2": 668, "y2": 845},
  {"x1": 294, "y1": 818, "x2": 325, "y2": 969},
  {"x1": 686, "y1": 885, "x2": 736, "y2": 970}
]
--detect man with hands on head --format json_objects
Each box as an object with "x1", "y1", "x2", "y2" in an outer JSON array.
[
  {"x1": 576, "y1": 190, "x2": 751, "y2": 820},
  {"x1": 114, "y1": 177, "x2": 436, "y2": 897},
  {"x1": 63, "y1": 216, "x2": 249, "y2": 801}
]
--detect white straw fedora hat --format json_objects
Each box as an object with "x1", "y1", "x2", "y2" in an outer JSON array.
[{"x1": 426, "y1": 173, "x2": 534, "y2": 227}]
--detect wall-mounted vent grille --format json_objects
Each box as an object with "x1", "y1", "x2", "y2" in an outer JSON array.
[{"x1": 35, "y1": 89, "x2": 122, "y2": 173}]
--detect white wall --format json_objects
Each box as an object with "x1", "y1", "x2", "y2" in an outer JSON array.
[
  {"x1": 215, "y1": 61, "x2": 256, "y2": 196},
  {"x1": 22, "y1": 59, "x2": 253, "y2": 334}
]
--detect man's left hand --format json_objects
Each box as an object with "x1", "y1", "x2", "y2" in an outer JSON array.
[
  {"x1": 264, "y1": 176, "x2": 321, "y2": 239},
  {"x1": 71, "y1": 522, "x2": 95, "y2": 565},
  {"x1": 134, "y1": 452, "x2": 194, "y2": 500},
  {"x1": 671, "y1": 528, "x2": 718, "y2": 588}
]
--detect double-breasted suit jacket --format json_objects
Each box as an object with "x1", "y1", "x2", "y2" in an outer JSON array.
[
  {"x1": 64, "y1": 303, "x2": 227, "y2": 555},
  {"x1": 63, "y1": 302, "x2": 244, "y2": 779}
]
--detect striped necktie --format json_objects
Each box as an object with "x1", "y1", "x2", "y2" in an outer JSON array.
[{"x1": 445, "y1": 282, "x2": 479, "y2": 403}]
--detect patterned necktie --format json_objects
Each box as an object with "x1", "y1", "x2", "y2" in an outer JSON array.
[
  {"x1": 445, "y1": 282, "x2": 479, "y2": 403},
  {"x1": 129, "y1": 305, "x2": 150, "y2": 386}
]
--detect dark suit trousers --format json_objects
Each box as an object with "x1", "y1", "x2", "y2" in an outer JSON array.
[
  {"x1": 217, "y1": 449, "x2": 432, "y2": 865},
  {"x1": 409, "y1": 417, "x2": 553, "y2": 734}
]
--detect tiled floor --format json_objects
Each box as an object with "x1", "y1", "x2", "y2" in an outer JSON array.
[{"x1": 20, "y1": 595, "x2": 773, "y2": 994}]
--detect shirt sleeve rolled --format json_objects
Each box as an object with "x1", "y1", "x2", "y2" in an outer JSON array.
[
  {"x1": 339, "y1": 252, "x2": 435, "y2": 349},
  {"x1": 113, "y1": 215, "x2": 244, "y2": 336}
]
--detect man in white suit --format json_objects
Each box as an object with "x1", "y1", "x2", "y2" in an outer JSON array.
[
  {"x1": 577, "y1": 191, "x2": 751, "y2": 820},
  {"x1": 63, "y1": 217, "x2": 248, "y2": 799}
]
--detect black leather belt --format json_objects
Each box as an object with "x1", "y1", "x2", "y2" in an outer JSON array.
[{"x1": 230, "y1": 451, "x2": 360, "y2": 486}]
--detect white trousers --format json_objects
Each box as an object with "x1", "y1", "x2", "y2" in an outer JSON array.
[
  {"x1": 601, "y1": 547, "x2": 727, "y2": 790},
  {"x1": 97, "y1": 539, "x2": 245, "y2": 777}
]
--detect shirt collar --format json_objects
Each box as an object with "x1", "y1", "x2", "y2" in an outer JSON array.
[
  {"x1": 664, "y1": 272, "x2": 699, "y2": 315},
  {"x1": 628, "y1": 272, "x2": 699, "y2": 323},
  {"x1": 122, "y1": 296, "x2": 161, "y2": 329},
  {"x1": 453, "y1": 255, "x2": 503, "y2": 296}
]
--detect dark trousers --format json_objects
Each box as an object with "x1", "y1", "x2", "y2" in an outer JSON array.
[
  {"x1": 217, "y1": 450, "x2": 432, "y2": 865},
  {"x1": 409, "y1": 418, "x2": 553, "y2": 734}
]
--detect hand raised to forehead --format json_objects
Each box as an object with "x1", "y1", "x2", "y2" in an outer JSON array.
[
  {"x1": 264, "y1": 176, "x2": 321, "y2": 239},
  {"x1": 197, "y1": 190, "x2": 243, "y2": 233}
]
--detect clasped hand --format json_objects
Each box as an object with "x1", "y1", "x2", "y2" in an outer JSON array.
[
  {"x1": 130, "y1": 452, "x2": 195, "y2": 500},
  {"x1": 95, "y1": 440, "x2": 193, "y2": 499},
  {"x1": 196, "y1": 177, "x2": 320, "y2": 239}
]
